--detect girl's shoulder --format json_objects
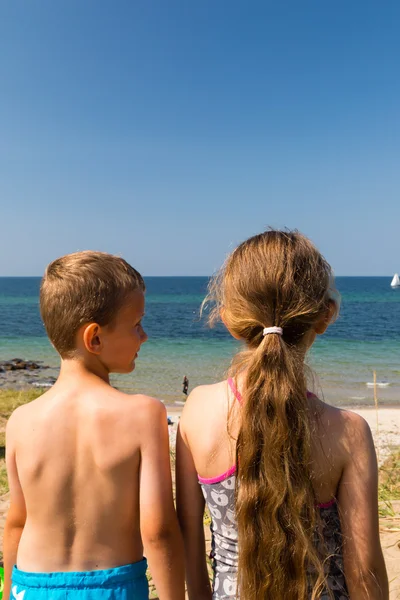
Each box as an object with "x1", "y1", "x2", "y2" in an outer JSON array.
[
  {"x1": 312, "y1": 396, "x2": 373, "y2": 454},
  {"x1": 183, "y1": 380, "x2": 230, "y2": 406},
  {"x1": 309, "y1": 397, "x2": 375, "y2": 498},
  {"x1": 180, "y1": 380, "x2": 234, "y2": 434}
]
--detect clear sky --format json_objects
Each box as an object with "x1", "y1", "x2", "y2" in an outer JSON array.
[{"x1": 1, "y1": 1, "x2": 399, "y2": 276}]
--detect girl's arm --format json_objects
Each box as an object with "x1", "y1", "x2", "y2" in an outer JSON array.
[
  {"x1": 139, "y1": 399, "x2": 185, "y2": 600},
  {"x1": 338, "y1": 413, "x2": 388, "y2": 600},
  {"x1": 3, "y1": 412, "x2": 27, "y2": 600},
  {"x1": 176, "y1": 421, "x2": 212, "y2": 600}
]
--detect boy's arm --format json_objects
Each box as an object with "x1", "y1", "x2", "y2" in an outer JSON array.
[
  {"x1": 139, "y1": 399, "x2": 185, "y2": 600},
  {"x1": 338, "y1": 413, "x2": 388, "y2": 600},
  {"x1": 3, "y1": 411, "x2": 27, "y2": 600},
  {"x1": 176, "y1": 421, "x2": 212, "y2": 600}
]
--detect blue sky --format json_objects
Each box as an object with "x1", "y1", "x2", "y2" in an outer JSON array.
[{"x1": 1, "y1": 1, "x2": 399, "y2": 276}]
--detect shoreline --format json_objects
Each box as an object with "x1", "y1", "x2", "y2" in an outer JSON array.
[
  {"x1": 0, "y1": 376, "x2": 399, "y2": 410},
  {"x1": 0, "y1": 344, "x2": 400, "y2": 408}
]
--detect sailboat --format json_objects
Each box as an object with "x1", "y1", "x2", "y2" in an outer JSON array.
[{"x1": 391, "y1": 273, "x2": 400, "y2": 288}]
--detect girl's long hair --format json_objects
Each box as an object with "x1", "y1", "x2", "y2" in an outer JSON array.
[{"x1": 206, "y1": 230, "x2": 338, "y2": 599}]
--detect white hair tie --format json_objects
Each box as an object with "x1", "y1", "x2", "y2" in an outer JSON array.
[{"x1": 263, "y1": 326, "x2": 283, "y2": 336}]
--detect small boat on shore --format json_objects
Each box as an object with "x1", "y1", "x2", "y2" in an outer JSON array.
[{"x1": 391, "y1": 273, "x2": 400, "y2": 288}]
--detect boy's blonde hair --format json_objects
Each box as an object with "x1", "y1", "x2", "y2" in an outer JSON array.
[{"x1": 40, "y1": 251, "x2": 145, "y2": 357}]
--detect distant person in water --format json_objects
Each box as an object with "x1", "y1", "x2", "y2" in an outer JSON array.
[
  {"x1": 3, "y1": 251, "x2": 185, "y2": 600},
  {"x1": 176, "y1": 230, "x2": 388, "y2": 600},
  {"x1": 182, "y1": 375, "x2": 189, "y2": 395}
]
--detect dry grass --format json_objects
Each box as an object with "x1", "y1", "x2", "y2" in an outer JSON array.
[
  {"x1": 379, "y1": 450, "x2": 400, "y2": 499},
  {"x1": 378, "y1": 449, "x2": 400, "y2": 518},
  {"x1": 0, "y1": 388, "x2": 44, "y2": 420},
  {"x1": 0, "y1": 388, "x2": 45, "y2": 494},
  {"x1": 0, "y1": 462, "x2": 7, "y2": 497}
]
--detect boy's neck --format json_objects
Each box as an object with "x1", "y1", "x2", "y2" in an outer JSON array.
[{"x1": 58, "y1": 357, "x2": 111, "y2": 385}]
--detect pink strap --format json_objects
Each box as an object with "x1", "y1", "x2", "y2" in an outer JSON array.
[
  {"x1": 317, "y1": 498, "x2": 337, "y2": 509},
  {"x1": 198, "y1": 465, "x2": 236, "y2": 485},
  {"x1": 227, "y1": 378, "x2": 243, "y2": 404}
]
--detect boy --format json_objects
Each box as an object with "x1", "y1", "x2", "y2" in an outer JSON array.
[{"x1": 3, "y1": 251, "x2": 185, "y2": 600}]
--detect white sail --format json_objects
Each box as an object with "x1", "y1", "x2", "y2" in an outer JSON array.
[{"x1": 391, "y1": 273, "x2": 400, "y2": 288}]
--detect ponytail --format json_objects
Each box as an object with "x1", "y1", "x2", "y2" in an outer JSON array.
[{"x1": 235, "y1": 333, "x2": 325, "y2": 599}]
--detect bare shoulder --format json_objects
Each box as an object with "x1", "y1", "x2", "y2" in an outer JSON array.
[
  {"x1": 6, "y1": 395, "x2": 46, "y2": 455},
  {"x1": 180, "y1": 381, "x2": 228, "y2": 432},
  {"x1": 6, "y1": 404, "x2": 25, "y2": 440},
  {"x1": 314, "y1": 398, "x2": 373, "y2": 453},
  {"x1": 6, "y1": 391, "x2": 48, "y2": 432},
  {"x1": 113, "y1": 389, "x2": 166, "y2": 424},
  {"x1": 339, "y1": 408, "x2": 374, "y2": 453},
  {"x1": 182, "y1": 381, "x2": 227, "y2": 412}
]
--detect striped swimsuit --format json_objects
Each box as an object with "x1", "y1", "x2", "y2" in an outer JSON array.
[{"x1": 198, "y1": 378, "x2": 349, "y2": 600}]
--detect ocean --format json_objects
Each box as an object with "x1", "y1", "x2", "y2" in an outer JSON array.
[{"x1": 0, "y1": 276, "x2": 399, "y2": 407}]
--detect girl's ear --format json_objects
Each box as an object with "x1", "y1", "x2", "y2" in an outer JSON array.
[
  {"x1": 314, "y1": 301, "x2": 336, "y2": 335},
  {"x1": 82, "y1": 323, "x2": 103, "y2": 354}
]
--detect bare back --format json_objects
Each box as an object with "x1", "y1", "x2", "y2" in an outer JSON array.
[{"x1": 7, "y1": 374, "x2": 167, "y2": 572}]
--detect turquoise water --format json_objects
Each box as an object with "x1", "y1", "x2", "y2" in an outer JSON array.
[{"x1": 0, "y1": 277, "x2": 399, "y2": 406}]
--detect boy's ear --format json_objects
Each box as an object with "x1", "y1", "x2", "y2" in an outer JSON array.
[
  {"x1": 82, "y1": 323, "x2": 103, "y2": 355},
  {"x1": 314, "y1": 301, "x2": 336, "y2": 335}
]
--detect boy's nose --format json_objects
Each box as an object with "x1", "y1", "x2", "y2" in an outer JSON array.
[{"x1": 141, "y1": 329, "x2": 148, "y2": 343}]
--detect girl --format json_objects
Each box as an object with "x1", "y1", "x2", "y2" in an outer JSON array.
[{"x1": 176, "y1": 230, "x2": 388, "y2": 600}]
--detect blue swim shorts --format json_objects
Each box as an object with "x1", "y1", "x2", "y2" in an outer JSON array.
[{"x1": 11, "y1": 559, "x2": 149, "y2": 599}]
